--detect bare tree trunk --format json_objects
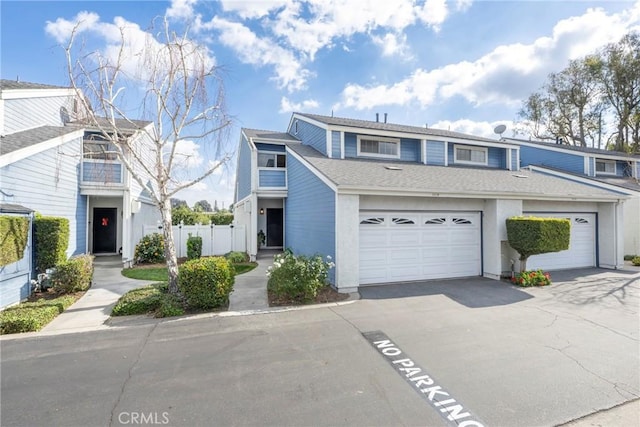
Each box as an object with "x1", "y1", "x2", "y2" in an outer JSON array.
[
  {"x1": 160, "y1": 198, "x2": 180, "y2": 294},
  {"x1": 520, "y1": 256, "x2": 528, "y2": 273}
]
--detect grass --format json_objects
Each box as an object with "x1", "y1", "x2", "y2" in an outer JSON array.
[
  {"x1": 0, "y1": 293, "x2": 82, "y2": 334},
  {"x1": 121, "y1": 262, "x2": 257, "y2": 281}
]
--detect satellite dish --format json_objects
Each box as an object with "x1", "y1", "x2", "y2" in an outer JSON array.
[{"x1": 494, "y1": 124, "x2": 507, "y2": 137}]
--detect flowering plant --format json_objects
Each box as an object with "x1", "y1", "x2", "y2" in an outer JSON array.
[
  {"x1": 266, "y1": 249, "x2": 335, "y2": 303},
  {"x1": 511, "y1": 270, "x2": 551, "y2": 287}
]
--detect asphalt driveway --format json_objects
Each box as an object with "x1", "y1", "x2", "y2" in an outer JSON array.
[{"x1": 1, "y1": 268, "x2": 638, "y2": 427}]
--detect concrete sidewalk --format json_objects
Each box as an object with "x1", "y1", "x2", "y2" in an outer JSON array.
[
  {"x1": 39, "y1": 255, "x2": 154, "y2": 335},
  {"x1": 228, "y1": 250, "x2": 277, "y2": 311}
]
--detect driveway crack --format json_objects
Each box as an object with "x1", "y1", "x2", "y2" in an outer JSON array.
[{"x1": 109, "y1": 323, "x2": 159, "y2": 427}]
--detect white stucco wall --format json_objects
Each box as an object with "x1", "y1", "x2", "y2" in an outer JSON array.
[
  {"x1": 483, "y1": 199, "x2": 522, "y2": 280},
  {"x1": 360, "y1": 195, "x2": 484, "y2": 211},
  {"x1": 623, "y1": 196, "x2": 640, "y2": 256},
  {"x1": 335, "y1": 194, "x2": 359, "y2": 292},
  {"x1": 598, "y1": 202, "x2": 625, "y2": 269},
  {"x1": 233, "y1": 198, "x2": 253, "y2": 259}
]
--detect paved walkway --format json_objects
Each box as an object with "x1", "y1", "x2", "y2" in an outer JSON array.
[
  {"x1": 228, "y1": 250, "x2": 277, "y2": 311},
  {"x1": 39, "y1": 255, "x2": 154, "y2": 335}
]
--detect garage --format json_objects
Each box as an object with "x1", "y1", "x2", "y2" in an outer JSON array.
[
  {"x1": 359, "y1": 211, "x2": 482, "y2": 285},
  {"x1": 526, "y1": 213, "x2": 596, "y2": 270}
]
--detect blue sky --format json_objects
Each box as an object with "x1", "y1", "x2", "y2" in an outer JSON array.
[{"x1": 2, "y1": 0, "x2": 639, "y2": 207}]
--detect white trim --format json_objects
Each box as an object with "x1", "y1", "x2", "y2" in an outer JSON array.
[
  {"x1": 285, "y1": 147, "x2": 338, "y2": 191},
  {"x1": 289, "y1": 113, "x2": 328, "y2": 132},
  {"x1": 0, "y1": 128, "x2": 84, "y2": 167},
  {"x1": 453, "y1": 144, "x2": 488, "y2": 166},
  {"x1": 444, "y1": 141, "x2": 448, "y2": 166},
  {"x1": 340, "y1": 131, "x2": 345, "y2": 160},
  {"x1": 527, "y1": 165, "x2": 638, "y2": 195},
  {"x1": 0, "y1": 99, "x2": 4, "y2": 135},
  {"x1": 595, "y1": 159, "x2": 617, "y2": 176},
  {"x1": 0, "y1": 87, "x2": 75, "y2": 100},
  {"x1": 516, "y1": 149, "x2": 520, "y2": 171},
  {"x1": 326, "y1": 129, "x2": 332, "y2": 158},
  {"x1": 583, "y1": 156, "x2": 590, "y2": 175},
  {"x1": 506, "y1": 148, "x2": 512, "y2": 170},
  {"x1": 252, "y1": 138, "x2": 290, "y2": 144},
  {"x1": 357, "y1": 135, "x2": 401, "y2": 159},
  {"x1": 240, "y1": 130, "x2": 258, "y2": 151},
  {"x1": 422, "y1": 139, "x2": 427, "y2": 164}
]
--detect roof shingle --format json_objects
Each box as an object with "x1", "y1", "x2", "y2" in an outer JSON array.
[
  {"x1": 1, "y1": 126, "x2": 82, "y2": 155},
  {"x1": 0, "y1": 79, "x2": 69, "y2": 90}
]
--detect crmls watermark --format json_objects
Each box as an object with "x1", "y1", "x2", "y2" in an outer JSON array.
[{"x1": 118, "y1": 412, "x2": 170, "y2": 425}]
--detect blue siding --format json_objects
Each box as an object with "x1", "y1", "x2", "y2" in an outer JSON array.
[
  {"x1": 291, "y1": 119, "x2": 327, "y2": 155},
  {"x1": 488, "y1": 147, "x2": 505, "y2": 168},
  {"x1": 344, "y1": 133, "x2": 357, "y2": 158},
  {"x1": 331, "y1": 131, "x2": 341, "y2": 158},
  {"x1": 285, "y1": 155, "x2": 336, "y2": 284},
  {"x1": 520, "y1": 145, "x2": 585, "y2": 174},
  {"x1": 636, "y1": 161, "x2": 640, "y2": 179},
  {"x1": 255, "y1": 143, "x2": 285, "y2": 152},
  {"x1": 426, "y1": 140, "x2": 446, "y2": 165},
  {"x1": 259, "y1": 170, "x2": 286, "y2": 187},
  {"x1": 511, "y1": 149, "x2": 519, "y2": 171},
  {"x1": 82, "y1": 162, "x2": 122, "y2": 183},
  {"x1": 400, "y1": 138, "x2": 420, "y2": 162},
  {"x1": 236, "y1": 135, "x2": 252, "y2": 200},
  {"x1": 617, "y1": 160, "x2": 629, "y2": 177},
  {"x1": 0, "y1": 136, "x2": 87, "y2": 258},
  {"x1": 4, "y1": 95, "x2": 72, "y2": 135}
]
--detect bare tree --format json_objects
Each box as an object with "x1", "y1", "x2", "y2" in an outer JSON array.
[{"x1": 63, "y1": 18, "x2": 232, "y2": 294}]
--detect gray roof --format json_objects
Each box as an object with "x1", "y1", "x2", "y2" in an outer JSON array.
[
  {"x1": 296, "y1": 112, "x2": 500, "y2": 144},
  {"x1": 585, "y1": 176, "x2": 640, "y2": 193},
  {"x1": 1, "y1": 126, "x2": 82, "y2": 155},
  {"x1": 0, "y1": 79, "x2": 69, "y2": 90},
  {"x1": 243, "y1": 128, "x2": 299, "y2": 142},
  {"x1": 0, "y1": 203, "x2": 33, "y2": 214},
  {"x1": 69, "y1": 117, "x2": 152, "y2": 131},
  {"x1": 286, "y1": 142, "x2": 625, "y2": 200},
  {"x1": 505, "y1": 137, "x2": 640, "y2": 159}
]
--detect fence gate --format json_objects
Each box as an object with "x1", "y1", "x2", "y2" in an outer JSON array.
[{"x1": 142, "y1": 223, "x2": 246, "y2": 258}]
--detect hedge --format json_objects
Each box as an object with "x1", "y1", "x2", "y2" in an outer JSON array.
[
  {"x1": 51, "y1": 254, "x2": 94, "y2": 293},
  {"x1": 0, "y1": 215, "x2": 30, "y2": 267},
  {"x1": 506, "y1": 216, "x2": 571, "y2": 271},
  {"x1": 34, "y1": 216, "x2": 69, "y2": 273},
  {"x1": 178, "y1": 257, "x2": 234, "y2": 310},
  {"x1": 0, "y1": 295, "x2": 78, "y2": 334}
]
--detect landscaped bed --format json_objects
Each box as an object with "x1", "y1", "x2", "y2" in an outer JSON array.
[{"x1": 0, "y1": 291, "x2": 84, "y2": 334}]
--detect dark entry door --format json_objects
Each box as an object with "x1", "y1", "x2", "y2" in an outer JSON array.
[
  {"x1": 266, "y1": 208, "x2": 283, "y2": 247},
  {"x1": 93, "y1": 208, "x2": 117, "y2": 253}
]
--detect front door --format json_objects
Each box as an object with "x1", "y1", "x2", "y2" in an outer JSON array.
[
  {"x1": 266, "y1": 208, "x2": 283, "y2": 247},
  {"x1": 93, "y1": 208, "x2": 117, "y2": 253}
]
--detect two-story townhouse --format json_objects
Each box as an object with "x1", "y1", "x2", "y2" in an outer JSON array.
[
  {"x1": 0, "y1": 79, "x2": 160, "y2": 307},
  {"x1": 509, "y1": 138, "x2": 640, "y2": 257},
  {"x1": 234, "y1": 113, "x2": 628, "y2": 292}
]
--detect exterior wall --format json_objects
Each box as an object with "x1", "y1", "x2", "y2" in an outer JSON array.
[
  {"x1": 399, "y1": 138, "x2": 421, "y2": 162},
  {"x1": 520, "y1": 145, "x2": 585, "y2": 174},
  {"x1": 331, "y1": 131, "x2": 341, "y2": 158},
  {"x1": 129, "y1": 200, "x2": 158, "y2": 262},
  {"x1": 259, "y1": 170, "x2": 286, "y2": 187},
  {"x1": 127, "y1": 130, "x2": 158, "y2": 199},
  {"x1": 510, "y1": 149, "x2": 519, "y2": 171},
  {"x1": 233, "y1": 199, "x2": 253, "y2": 258},
  {"x1": 236, "y1": 134, "x2": 253, "y2": 201},
  {"x1": 255, "y1": 143, "x2": 285, "y2": 152},
  {"x1": 588, "y1": 157, "x2": 595, "y2": 177},
  {"x1": 636, "y1": 161, "x2": 640, "y2": 179},
  {"x1": 291, "y1": 119, "x2": 327, "y2": 155},
  {"x1": 482, "y1": 199, "x2": 522, "y2": 280},
  {"x1": 522, "y1": 200, "x2": 598, "y2": 213},
  {"x1": 335, "y1": 194, "x2": 359, "y2": 292},
  {"x1": 284, "y1": 155, "x2": 336, "y2": 283},
  {"x1": 618, "y1": 160, "x2": 631, "y2": 177},
  {"x1": 360, "y1": 195, "x2": 484, "y2": 211},
  {"x1": 344, "y1": 133, "x2": 357, "y2": 157},
  {"x1": 447, "y1": 144, "x2": 506, "y2": 168},
  {"x1": 623, "y1": 196, "x2": 640, "y2": 256},
  {"x1": 597, "y1": 202, "x2": 625, "y2": 269},
  {"x1": 256, "y1": 198, "x2": 284, "y2": 247},
  {"x1": 0, "y1": 212, "x2": 33, "y2": 308},
  {"x1": 3, "y1": 95, "x2": 74, "y2": 135},
  {"x1": 426, "y1": 140, "x2": 446, "y2": 165},
  {"x1": 82, "y1": 162, "x2": 123, "y2": 183},
  {"x1": 0, "y1": 136, "x2": 87, "y2": 258}
]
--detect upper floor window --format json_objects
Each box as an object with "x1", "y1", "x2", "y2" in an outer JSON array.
[
  {"x1": 454, "y1": 144, "x2": 487, "y2": 165},
  {"x1": 595, "y1": 159, "x2": 616, "y2": 175},
  {"x1": 258, "y1": 152, "x2": 286, "y2": 168},
  {"x1": 357, "y1": 135, "x2": 400, "y2": 159},
  {"x1": 83, "y1": 141, "x2": 118, "y2": 161}
]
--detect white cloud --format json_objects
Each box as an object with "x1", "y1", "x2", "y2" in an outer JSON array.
[
  {"x1": 337, "y1": 3, "x2": 640, "y2": 110},
  {"x1": 415, "y1": 0, "x2": 448, "y2": 31},
  {"x1": 208, "y1": 16, "x2": 310, "y2": 91},
  {"x1": 171, "y1": 139, "x2": 204, "y2": 169},
  {"x1": 430, "y1": 119, "x2": 511, "y2": 139},
  {"x1": 166, "y1": 0, "x2": 198, "y2": 20},
  {"x1": 372, "y1": 32, "x2": 413, "y2": 58},
  {"x1": 45, "y1": 11, "x2": 100, "y2": 43},
  {"x1": 220, "y1": 0, "x2": 291, "y2": 19},
  {"x1": 279, "y1": 96, "x2": 319, "y2": 113}
]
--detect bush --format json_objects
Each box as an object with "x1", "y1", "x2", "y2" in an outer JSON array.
[
  {"x1": 51, "y1": 254, "x2": 94, "y2": 293},
  {"x1": 506, "y1": 217, "x2": 570, "y2": 272},
  {"x1": 187, "y1": 235, "x2": 202, "y2": 260},
  {"x1": 267, "y1": 251, "x2": 335, "y2": 303},
  {"x1": 511, "y1": 270, "x2": 552, "y2": 287},
  {"x1": 135, "y1": 233, "x2": 165, "y2": 264},
  {"x1": 34, "y1": 215, "x2": 69, "y2": 273},
  {"x1": 0, "y1": 295, "x2": 78, "y2": 334},
  {"x1": 178, "y1": 257, "x2": 234, "y2": 310},
  {"x1": 0, "y1": 215, "x2": 30, "y2": 267},
  {"x1": 225, "y1": 251, "x2": 249, "y2": 263},
  {"x1": 624, "y1": 254, "x2": 638, "y2": 261},
  {"x1": 632, "y1": 256, "x2": 640, "y2": 267},
  {"x1": 111, "y1": 283, "x2": 184, "y2": 317}
]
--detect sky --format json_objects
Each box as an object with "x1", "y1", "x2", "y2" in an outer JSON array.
[{"x1": 2, "y1": 0, "x2": 639, "y2": 208}]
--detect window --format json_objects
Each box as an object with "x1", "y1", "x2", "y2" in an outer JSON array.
[
  {"x1": 360, "y1": 217, "x2": 384, "y2": 225},
  {"x1": 258, "y1": 153, "x2": 286, "y2": 168},
  {"x1": 595, "y1": 159, "x2": 616, "y2": 175},
  {"x1": 83, "y1": 141, "x2": 118, "y2": 160},
  {"x1": 454, "y1": 145, "x2": 487, "y2": 165},
  {"x1": 357, "y1": 136, "x2": 400, "y2": 158}
]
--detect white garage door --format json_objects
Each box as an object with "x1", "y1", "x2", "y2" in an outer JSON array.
[
  {"x1": 526, "y1": 213, "x2": 596, "y2": 271},
  {"x1": 359, "y1": 212, "x2": 482, "y2": 285}
]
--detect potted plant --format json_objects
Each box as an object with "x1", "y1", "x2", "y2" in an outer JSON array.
[{"x1": 257, "y1": 229, "x2": 266, "y2": 249}]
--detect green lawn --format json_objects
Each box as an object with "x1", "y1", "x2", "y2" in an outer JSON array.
[{"x1": 121, "y1": 262, "x2": 257, "y2": 281}]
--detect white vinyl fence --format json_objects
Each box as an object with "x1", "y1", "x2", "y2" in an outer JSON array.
[{"x1": 143, "y1": 223, "x2": 246, "y2": 258}]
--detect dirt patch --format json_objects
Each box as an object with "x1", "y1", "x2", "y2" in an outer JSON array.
[
  {"x1": 28, "y1": 289, "x2": 85, "y2": 302},
  {"x1": 268, "y1": 286, "x2": 350, "y2": 307}
]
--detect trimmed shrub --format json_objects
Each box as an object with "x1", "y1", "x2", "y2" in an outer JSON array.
[
  {"x1": 187, "y1": 235, "x2": 202, "y2": 260},
  {"x1": 34, "y1": 216, "x2": 69, "y2": 273},
  {"x1": 225, "y1": 251, "x2": 249, "y2": 263},
  {"x1": 506, "y1": 216, "x2": 570, "y2": 272},
  {"x1": 156, "y1": 294, "x2": 185, "y2": 318},
  {"x1": 0, "y1": 295, "x2": 78, "y2": 334},
  {"x1": 112, "y1": 283, "x2": 186, "y2": 318},
  {"x1": 209, "y1": 212, "x2": 233, "y2": 225},
  {"x1": 624, "y1": 254, "x2": 638, "y2": 261},
  {"x1": 267, "y1": 251, "x2": 335, "y2": 303},
  {"x1": 0, "y1": 215, "x2": 30, "y2": 267},
  {"x1": 135, "y1": 233, "x2": 165, "y2": 264},
  {"x1": 632, "y1": 256, "x2": 640, "y2": 267},
  {"x1": 511, "y1": 270, "x2": 552, "y2": 287},
  {"x1": 51, "y1": 254, "x2": 94, "y2": 293},
  {"x1": 178, "y1": 257, "x2": 234, "y2": 310}
]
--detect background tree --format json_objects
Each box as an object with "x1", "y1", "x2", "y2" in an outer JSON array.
[
  {"x1": 193, "y1": 199, "x2": 212, "y2": 212},
  {"x1": 62, "y1": 18, "x2": 232, "y2": 294},
  {"x1": 171, "y1": 198, "x2": 188, "y2": 209}
]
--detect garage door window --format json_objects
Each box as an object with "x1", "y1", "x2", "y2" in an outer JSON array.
[
  {"x1": 425, "y1": 217, "x2": 446, "y2": 225},
  {"x1": 392, "y1": 217, "x2": 415, "y2": 225},
  {"x1": 360, "y1": 217, "x2": 384, "y2": 225}
]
